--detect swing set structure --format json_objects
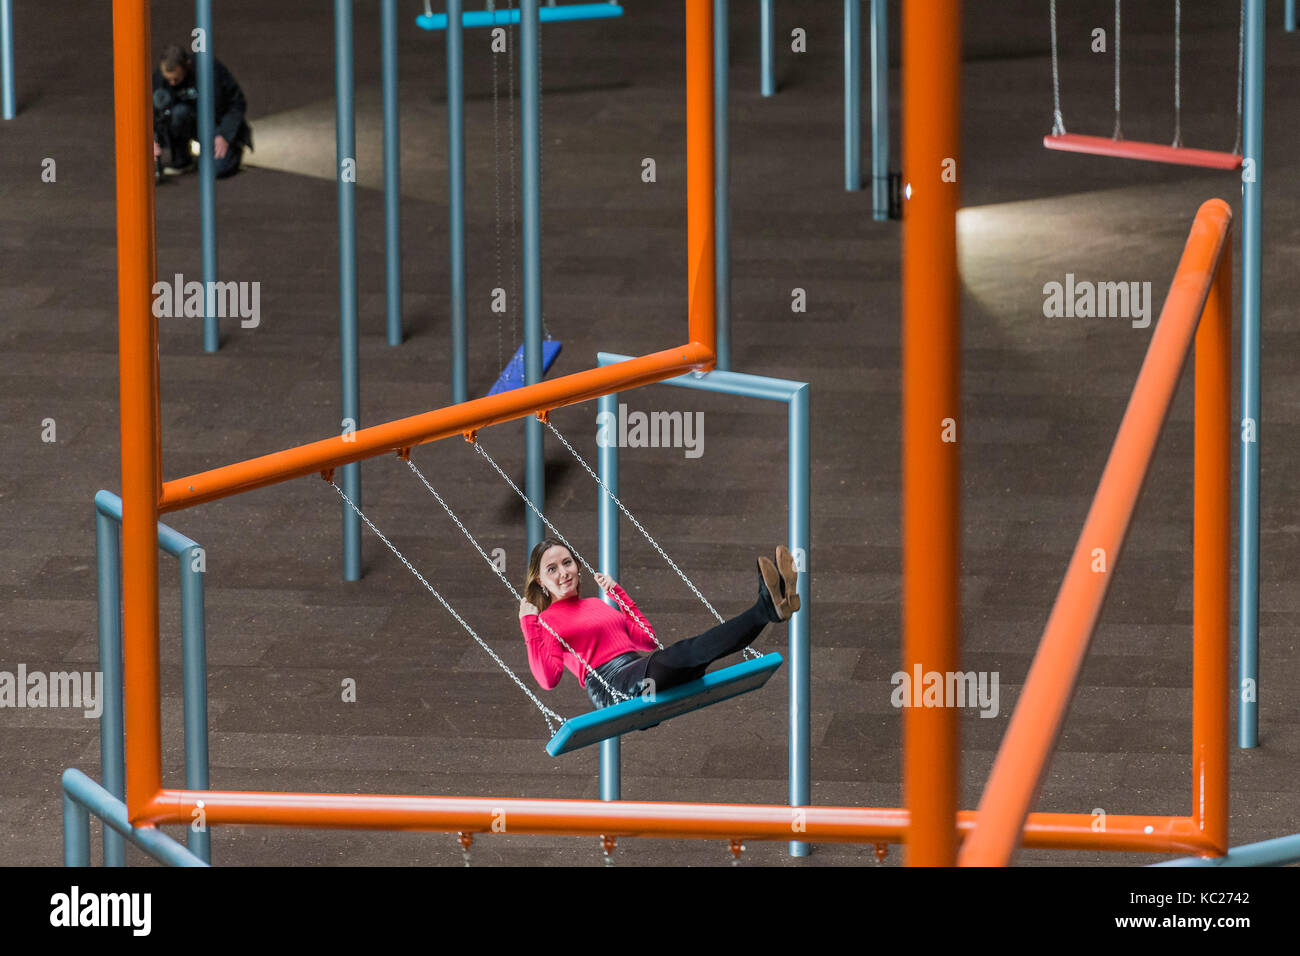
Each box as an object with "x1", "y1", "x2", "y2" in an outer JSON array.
[
  {"x1": 1043, "y1": 0, "x2": 1245, "y2": 170},
  {"x1": 87, "y1": 0, "x2": 1258, "y2": 866}
]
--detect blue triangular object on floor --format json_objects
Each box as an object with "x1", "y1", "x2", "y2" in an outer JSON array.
[{"x1": 487, "y1": 341, "x2": 562, "y2": 396}]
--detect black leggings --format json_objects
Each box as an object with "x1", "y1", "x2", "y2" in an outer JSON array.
[{"x1": 586, "y1": 599, "x2": 770, "y2": 708}]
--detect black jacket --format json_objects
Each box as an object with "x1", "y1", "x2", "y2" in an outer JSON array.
[{"x1": 152, "y1": 58, "x2": 251, "y2": 148}]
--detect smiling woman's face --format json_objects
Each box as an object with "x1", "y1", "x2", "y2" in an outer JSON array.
[{"x1": 538, "y1": 545, "x2": 579, "y2": 602}]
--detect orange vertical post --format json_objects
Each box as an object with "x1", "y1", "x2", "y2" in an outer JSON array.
[
  {"x1": 111, "y1": 0, "x2": 163, "y2": 816},
  {"x1": 686, "y1": 0, "x2": 716, "y2": 364},
  {"x1": 900, "y1": 0, "x2": 962, "y2": 865},
  {"x1": 1192, "y1": 241, "x2": 1231, "y2": 856}
]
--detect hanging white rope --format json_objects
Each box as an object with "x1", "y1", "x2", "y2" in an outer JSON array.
[
  {"x1": 541, "y1": 417, "x2": 764, "y2": 660},
  {"x1": 1049, "y1": 0, "x2": 1066, "y2": 135},
  {"x1": 1233, "y1": 0, "x2": 1245, "y2": 156},
  {"x1": 1172, "y1": 0, "x2": 1183, "y2": 148},
  {"x1": 491, "y1": 0, "x2": 505, "y2": 372},
  {"x1": 403, "y1": 454, "x2": 633, "y2": 704},
  {"x1": 328, "y1": 477, "x2": 568, "y2": 733},
  {"x1": 1112, "y1": 0, "x2": 1122, "y2": 140}
]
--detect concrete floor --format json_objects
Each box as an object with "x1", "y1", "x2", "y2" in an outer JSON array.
[{"x1": 1, "y1": 1, "x2": 1298, "y2": 867}]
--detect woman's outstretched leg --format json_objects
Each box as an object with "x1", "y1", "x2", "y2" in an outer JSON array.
[{"x1": 641, "y1": 599, "x2": 770, "y2": 691}]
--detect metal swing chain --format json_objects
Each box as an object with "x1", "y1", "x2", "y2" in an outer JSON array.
[
  {"x1": 1112, "y1": 0, "x2": 1122, "y2": 140},
  {"x1": 328, "y1": 478, "x2": 569, "y2": 733},
  {"x1": 508, "y1": 0, "x2": 521, "y2": 362},
  {"x1": 469, "y1": 437, "x2": 669, "y2": 661},
  {"x1": 1232, "y1": 0, "x2": 1244, "y2": 156},
  {"x1": 1172, "y1": 0, "x2": 1182, "y2": 149},
  {"x1": 402, "y1": 454, "x2": 634, "y2": 705},
  {"x1": 537, "y1": 5, "x2": 552, "y2": 343},
  {"x1": 1049, "y1": 0, "x2": 1066, "y2": 135},
  {"x1": 542, "y1": 418, "x2": 764, "y2": 660},
  {"x1": 491, "y1": 0, "x2": 505, "y2": 374}
]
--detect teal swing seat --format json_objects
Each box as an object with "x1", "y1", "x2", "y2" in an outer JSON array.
[{"x1": 545, "y1": 653, "x2": 783, "y2": 756}]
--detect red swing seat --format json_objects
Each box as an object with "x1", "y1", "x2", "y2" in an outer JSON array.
[{"x1": 1042, "y1": 132, "x2": 1242, "y2": 171}]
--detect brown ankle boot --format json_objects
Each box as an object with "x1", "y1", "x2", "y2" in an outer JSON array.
[
  {"x1": 775, "y1": 545, "x2": 799, "y2": 601},
  {"x1": 759, "y1": 555, "x2": 799, "y2": 622}
]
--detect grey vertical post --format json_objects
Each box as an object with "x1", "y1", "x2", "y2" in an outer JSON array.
[
  {"x1": 1239, "y1": 0, "x2": 1264, "y2": 749},
  {"x1": 1287, "y1": 0, "x2": 1296, "y2": 32},
  {"x1": 179, "y1": 552, "x2": 210, "y2": 862},
  {"x1": 714, "y1": 0, "x2": 731, "y2": 371},
  {"x1": 196, "y1": 0, "x2": 218, "y2": 351},
  {"x1": 448, "y1": 0, "x2": 468, "y2": 403},
  {"x1": 760, "y1": 0, "x2": 775, "y2": 96},
  {"x1": 869, "y1": 0, "x2": 889, "y2": 218},
  {"x1": 788, "y1": 383, "x2": 810, "y2": 856},
  {"x1": 63, "y1": 791, "x2": 91, "y2": 867},
  {"x1": 522, "y1": 0, "x2": 545, "y2": 556},
  {"x1": 382, "y1": 0, "x2": 403, "y2": 347},
  {"x1": 336, "y1": 0, "x2": 362, "y2": 581},
  {"x1": 598, "y1": 392, "x2": 621, "y2": 800},
  {"x1": 844, "y1": 0, "x2": 860, "y2": 191},
  {"x1": 1, "y1": 0, "x2": 14, "y2": 120},
  {"x1": 94, "y1": 506, "x2": 126, "y2": 867}
]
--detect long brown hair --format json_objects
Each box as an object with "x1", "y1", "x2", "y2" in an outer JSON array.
[{"x1": 523, "y1": 538, "x2": 575, "y2": 613}]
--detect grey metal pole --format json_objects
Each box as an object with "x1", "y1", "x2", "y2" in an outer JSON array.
[
  {"x1": 448, "y1": 0, "x2": 468, "y2": 404},
  {"x1": 180, "y1": 552, "x2": 210, "y2": 862},
  {"x1": 760, "y1": 0, "x2": 774, "y2": 96},
  {"x1": 195, "y1": 0, "x2": 219, "y2": 351},
  {"x1": 1238, "y1": 0, "x2": 1264, "y2": 748},
  {"x1": 63, "y1": 789, "x2": 91, "y2": 866},
  {"x1": 1287, "y1": 0, "x2": 1296, "y2": 32},
  {"x1": 94, "y1": 504, "x2": 126, "y2": 867},
  {"x1": 522, "y1": 0, "x2": 545, "y2": 556},
  {"x1": 1, "y1": 0, "x2": 14, "y2": 120},
  {"x1": 598, "y1": 391, "x2": 621, "y2": 800},
  {"x1": 336, "y1": 0, "x2": 362, "y2": 581},
  {"x1": 382, "y1": 0, "x2": 403, "y2": 347},
  {"x1": 845, "y1": 0, "x2": 860, "y2": 191},
  {"x1": 869, "y1": 0, "x2": 889, "y2": 218},
  {"x1": 789, "y1": 383, "x2": 810, "y2": 856},
  {"x1": 714, "y1": 0, "x2": 731, "y2": 370},
  {"x1": 594, "y1": 355, "x2": 814, "y2": 859}
]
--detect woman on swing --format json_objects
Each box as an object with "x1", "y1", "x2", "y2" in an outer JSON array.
[{"x1": 518, "y1": 539, "x2": 799, "y2": 709}]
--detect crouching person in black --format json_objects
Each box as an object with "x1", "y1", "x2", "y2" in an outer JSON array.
[{"x1": 152, "y1": 44, "x2": 252, "y2": 180}]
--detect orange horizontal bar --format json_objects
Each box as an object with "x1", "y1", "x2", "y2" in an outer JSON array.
[
  {"x1": 1043, "y1": 133, "x2": 1242, "y2": 171},
  {"x1": 159, "y1": 342, "x2": 713, "y2": 513},
  {"x1": 138, "y1": 790, "x2": 1218, "y2": 854},
  {"x1": 959, "y1": 199, "x2": 1233, "y2": 867}
]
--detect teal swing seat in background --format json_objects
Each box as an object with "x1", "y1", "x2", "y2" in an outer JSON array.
[
  {"x1": 546, "y1": 653, "x2": 784, "y2": 756},
  {"x1": 417, "y1": 2, "x2": 624, "y2": 31}
]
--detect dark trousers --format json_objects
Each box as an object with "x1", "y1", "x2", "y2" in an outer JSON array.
[
  {"x1": 162, "y1": 103, "x2": 244, "y2": 178},
  {"x1": 587, "y1": 600, "x2": 770, "y2": 708}
]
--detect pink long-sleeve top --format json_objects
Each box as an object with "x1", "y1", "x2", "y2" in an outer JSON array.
[{"x1": 519, "y1": 584, "x2": 659, "y2": 690}]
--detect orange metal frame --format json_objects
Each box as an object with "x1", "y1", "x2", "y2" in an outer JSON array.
[
  {"x1": 110, "y1": 0, "x2": 1230, "y2": 863},
  {"x1": 960, "y1": 199, "x2": 1234, "y2": 865}
]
